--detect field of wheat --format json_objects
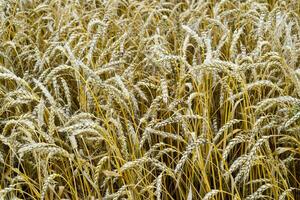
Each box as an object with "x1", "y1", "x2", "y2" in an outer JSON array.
[{"x1": 0, "y1": 0, "x2": 300, "y2": 199}]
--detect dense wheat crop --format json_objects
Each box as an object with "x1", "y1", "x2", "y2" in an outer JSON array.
[{"x1": 0, "y1": 0, "x2": 300, "y2": 199}]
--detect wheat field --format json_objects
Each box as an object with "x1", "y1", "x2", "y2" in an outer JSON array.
[{"x1": 0, "y1": 0, "x2": 299, "y2": 199}]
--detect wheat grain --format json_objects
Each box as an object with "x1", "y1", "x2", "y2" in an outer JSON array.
[
  {"x1": 245, "y1": 184, "x2": 272, "y2": 200},
  {"x1": 41, "y1": 174, "x2": 59, "y2": 200},
  {"x1": 279, "y1": 188, "x2": 296, "y2": 200},
  {"x1": 156, "y1": 172, "x2": 163, "y2": 200},
  {"x1": 175, "y1": 137, "x2": 207, "y2": 174},
  {"x1": 202, "y1": 190, "x2": 221, "y2": 200}
]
